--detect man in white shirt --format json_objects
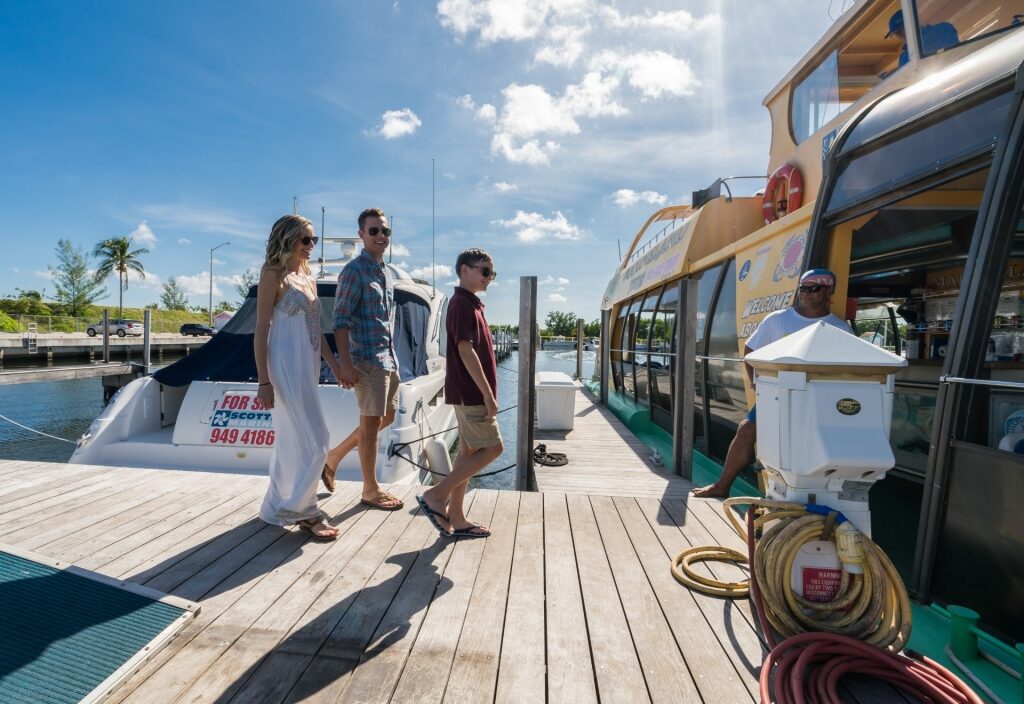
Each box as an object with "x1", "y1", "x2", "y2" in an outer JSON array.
[{"x1": 692, "y1": 269, "x2": 853, "y2": 498}]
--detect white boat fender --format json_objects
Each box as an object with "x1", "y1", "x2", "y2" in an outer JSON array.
[{"x1": 424, "y1": 437, "x2": 452, "y2": 476}]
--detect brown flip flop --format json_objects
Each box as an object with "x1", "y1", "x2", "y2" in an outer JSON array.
[
  {"x1": 361, "y1": 491, "x2": 404, "y2": 511},
  {"x1": 322, "y1": 464, "x2": 336, "y2": 493},
  {"x1": 296, "y1": 516, "x2": 339, "y2": 541}
]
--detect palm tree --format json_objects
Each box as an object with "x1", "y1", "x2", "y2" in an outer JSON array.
[{"x1": 92, "y1": 237, "x2": 149, "y2": 319}]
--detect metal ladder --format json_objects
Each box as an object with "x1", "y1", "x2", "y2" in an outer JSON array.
[{"x1": 25, "y1": 322, "x2": 38, "y2": 354}]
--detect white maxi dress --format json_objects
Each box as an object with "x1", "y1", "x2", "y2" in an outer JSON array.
[{"x1": 259, "y1": 280, "x2": 330, "y2": 526}]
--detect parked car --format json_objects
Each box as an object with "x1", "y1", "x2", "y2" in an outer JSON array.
[
  {"x1": 85, "y1": 319, "x2": 145, "y2": 337},
  {"x1": 180, "y1": 323, "x2": 216, "y2": 337}
]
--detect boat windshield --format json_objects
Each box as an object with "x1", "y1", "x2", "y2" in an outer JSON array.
[{"x1": 913, "y1": 0, "x2": 1022, "y2": 60}]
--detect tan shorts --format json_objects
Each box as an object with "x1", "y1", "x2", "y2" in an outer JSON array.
[
  {"x1": 454, "y1": 404, "x2": 503, "y2": 450},
  {"x1": 354, "y1": 362, "x2": 400, "y2": 417}
]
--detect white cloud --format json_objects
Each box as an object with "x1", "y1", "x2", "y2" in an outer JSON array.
[
  {"x1": 476, "y1": 104, "x2": 497, "y2": 122},
  {"x1": 389, "y1": 243, "x2": 411, "y2": 257},
  {"x1": 591, "y1": 50, "x2": 699, "y2": 99},
  {"x1": 438, "y1": 0, "x2": 588, "y2": 44},
  {"x1": 137, "y1": 204, "x2": 264, "y2": 240},
  {"x1": 177, "y1": 238, "x2": 191, "y2": 246},
  {"x1": 557, "y1": 276, "x2": 569, "y2": 284},
  {"x1": 375, "y1": 108, "x2": 422, "y2": 139},
  {"x1": 494, "y1": 181, "x2": 518, "y2": 192},
  {"x1": 548, "y1": 293, "x2": 567, "y2": 302},
  {"x1": 599, "y1": 7, "x2": 721, "y2": 33},
  {"x1": 174, "y1": 272, "x2": 237, "y2": 298},
  {"x1": 456, "y1": 94, "x2": 475, "y2": 109},
  {"x1": 534, "y1": 23, "x2": 588, "y2": 67},
  {"x1": 408, "y1": 262, "x2": 453, "y2": 281},
  {"x1": 494, "y1": 210, "x2": 583, "y2": 243},
  {"x1": 612, "y1": 189, "x2": 668, "y2": 207},
  {"x1": 128, "y1": 221, "x2": 157, "y2": 247}
]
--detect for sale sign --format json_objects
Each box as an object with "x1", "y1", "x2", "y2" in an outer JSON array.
[{"x1": 208, "y1": 390, "x2": 276, "y2": 447}]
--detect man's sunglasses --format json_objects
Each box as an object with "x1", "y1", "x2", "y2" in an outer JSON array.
[
  {"x1": 470, "y1": 264, "x2": 497, "y2": 280},
  {"x1": 299, "y1": 236, "x2": 319, "y2": 246},
  {"x1": 798, "y1": 284, "x2": 825, "y2": 293},
  {"x1": 365, "y1": 226, "x2": 392, "y2": 238}
]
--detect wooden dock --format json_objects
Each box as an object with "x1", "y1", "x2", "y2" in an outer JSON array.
[
  {"x1": 0, "y1": 362, "x2": 137, "y2": 385},
  {"x1": 534, "y1": 386, "x2": 693, "y2": 498},
  {"x1": 0, "y1": 459, "x2": 916, "y2": 704}
]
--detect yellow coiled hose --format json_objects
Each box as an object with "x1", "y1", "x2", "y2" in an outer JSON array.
[{"x1": 671, "y1": 497, "x2": 912, "y2": 652}]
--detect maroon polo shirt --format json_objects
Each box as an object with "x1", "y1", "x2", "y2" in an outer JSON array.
[{"x1": 445, "y1": 286, "x2": 497, "y2": 406}]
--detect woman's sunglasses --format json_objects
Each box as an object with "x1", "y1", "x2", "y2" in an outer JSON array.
[
  {"x1": 366, "y1": 226, "x2": 392, "y2": 237},
  {"x1": 299, "y1": 235, "x2": 319, "y2": 246},
  {"x1": 470, "y1": 264, "x2": 497, "y2": 280}
]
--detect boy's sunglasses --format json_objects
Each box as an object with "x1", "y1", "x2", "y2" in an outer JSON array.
[
  {"x1": 366, "y1": 226, "x2": 392, "y2": 237},
  {"x1": 797, "y1": 284, "x2": 824, "y2": 293},
  {"x1": 470, "y1": 264, "x2": 497, "y2": 280},
  {"x1": 299, "y1": 236, "x2": 319, "y2": 246}
]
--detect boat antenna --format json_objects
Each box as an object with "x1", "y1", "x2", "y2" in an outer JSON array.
[
  {"x1": 389, "y1": 216, "x2": 394, "y2": 263},
  {"x1": 319, "y1": 206, "x2": 326, "y2": 278},
  {"x1": 293, "y1": 196, "x2": 298, "y2": 214},
  {"x1": 432, "y1": 157, "x2": 436, "y2": 290},
  {"x1": 617, "y1": 238, "x2": 622, "y2": 262}
]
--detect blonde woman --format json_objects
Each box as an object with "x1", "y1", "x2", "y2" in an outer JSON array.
[{"x1": 255, "y1": 215, "x2": 344, "y2": 540}]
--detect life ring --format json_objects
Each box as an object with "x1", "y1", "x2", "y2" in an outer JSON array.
[{"x1": 762, "y1": 163, "x2": 803, "y2": 224}]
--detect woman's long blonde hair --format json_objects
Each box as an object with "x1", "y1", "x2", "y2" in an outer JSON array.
[{"x1": 264, "y1": 215, "x2": 313, "y2": 275}]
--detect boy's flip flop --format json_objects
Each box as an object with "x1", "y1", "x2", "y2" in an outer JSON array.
[
  {"x1": 415, "y1": 494, "x2": 451, "y2": 536},
  {"x1": 450, "y1": 523, "x2": 491, "y2": 539},
  {"x1": 533, "y1": 444, "x2": 568, "y2": 467}
]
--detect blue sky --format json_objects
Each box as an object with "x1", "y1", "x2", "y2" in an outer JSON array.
[{"x1": 0, "y1": 1, "x2": 845, "y2": 325}]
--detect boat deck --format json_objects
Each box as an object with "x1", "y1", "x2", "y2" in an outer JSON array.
[
  {"x1": 0, "y1": 460, "x2": 914, "y2": 703},
  {"x1": 534, "y1": 386, "x2": 692, "y2": 498}
]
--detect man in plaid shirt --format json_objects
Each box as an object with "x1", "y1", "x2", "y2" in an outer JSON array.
[{"x1": 322, "y1": 207, "x2": 404, "y2": 511}]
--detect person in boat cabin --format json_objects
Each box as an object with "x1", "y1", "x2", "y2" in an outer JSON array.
[
  {"x1": 323, "y1": 207, "x2": 405, "y2": 511},
  {"x1": 416, "y1": 248, "x2": 502, "y2": 538},
  {"x1": 885, "y1": 9, "x2": 959, "y2": 71},
  {"x1": 692, "y1": 269, "x2": 854, "y2": 499},
  {"x1": 254, "y1": 215, "x2": 344, "y2": 540}
]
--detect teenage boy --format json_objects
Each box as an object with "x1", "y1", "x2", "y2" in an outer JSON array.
[
  {"x1": 416, "y1": 249, "x2": 501, "y2": 537},
  {"x1": 325, "y1": 207, "x2": 404, "y2": 511}
]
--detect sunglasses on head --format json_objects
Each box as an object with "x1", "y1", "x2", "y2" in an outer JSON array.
[
  {"x1": 299, "y1": 235, "x2": 319, "y2": 246},
  {"x1": 366, "y1": 226, "x2": 392, "y2": 238},
  {"x1": 470, "y1": 264, "x2": 497, "y2": 280},
  {"x1": 798, "y1": 284, "x2": 825, "y2": 293}
]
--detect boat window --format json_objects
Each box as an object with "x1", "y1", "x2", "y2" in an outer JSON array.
[
  {"x1": 705, "y1": 260, "x2": 747, "y2": 464},
  {"x1": 634, "y1": 289, "x2": 662, "y2": 406},
  {"x1": 827, "y1": 89, "x2": 1012, "y2": 215},
  {"x1": 914, "y1": 0, "x2": 1022, "y2": 60},
  {"x1": 692, "y1": 263, "x2": 723, "y2": 454},
  {"x1": 650, "y1": 282, "x2": 679, "y2": 431},
  {"x1": 792, "y1": 50, "x2": 845, "y2": 144},
  {"x1": 789, "y1": 2, "x2": 905, "y2": 144},
  {"x1": 620, "y1": 296, "x2": 642, "y2": 400},
  {"x1": 610, "y1": 303, "x2": 627, "y2": 392}
]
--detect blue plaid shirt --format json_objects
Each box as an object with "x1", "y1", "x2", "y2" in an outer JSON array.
[{"x1": 333, "y1": 249, "x2": 396, "y2": 371}]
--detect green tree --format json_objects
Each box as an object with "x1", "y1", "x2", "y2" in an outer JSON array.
[
  {"x1": 213, "y1": 300, "x2": 235, "y2": 314},
  {"x1": 49, "y1": 239, "x2": 107, "y2": 316},
  {"x1": 544, "y1": 310, "x2": 578, "y2": 337},
  {"x1": 92, "y1": 237, "x2": 149, "y2": 320},
  {"x1": 583, "y1": 319, "x2": 601, "y2": 337},
  {"x1": 1, "y1": 289, "x2": 52, "y2": 316},
  {"x1": 234, "y1": 269, "x2": 259, "y2": 306},
  {"x1": 160, "y1": 278, "x2": 189, "y2": 310}
]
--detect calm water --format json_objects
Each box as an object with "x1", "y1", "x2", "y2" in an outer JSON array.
[{"x1": 0, "y1": 350, "x2": 597, "y2": 490}]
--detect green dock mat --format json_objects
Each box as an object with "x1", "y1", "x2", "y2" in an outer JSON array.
[{"x1": 0, "y1": 545, "x2": 197, "y2": 703}]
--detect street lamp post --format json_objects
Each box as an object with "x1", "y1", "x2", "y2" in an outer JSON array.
[{"x1": 210, "y1": 241, "x2": 231, "y2": 327}]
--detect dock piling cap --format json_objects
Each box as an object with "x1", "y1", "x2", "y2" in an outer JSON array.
[{"x1": 745, "y1": 321, "x2": 907, "y2": 374}]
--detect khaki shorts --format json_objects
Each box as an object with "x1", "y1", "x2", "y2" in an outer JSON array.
[
  {"x1": 454, "y1": 404, "x2": 503, "y2": 450},
  {"x1": 354, "y1": 362, "x2": 400, "y2": 417}
]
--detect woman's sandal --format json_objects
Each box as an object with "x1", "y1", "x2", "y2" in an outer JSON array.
[
  {"x1": 296, "y1": 516, "x2": 339, "y2": 541},
  {"x1": 321, "y1": 464, "x2": 336, "y2": 493}
]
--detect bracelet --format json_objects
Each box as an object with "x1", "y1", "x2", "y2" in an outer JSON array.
[{"x1": 258, "y1": 382, "x2": 271, "y2": 386}]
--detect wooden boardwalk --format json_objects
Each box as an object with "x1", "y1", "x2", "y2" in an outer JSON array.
[
  {"x1": 534, "y1": 386, "x2": 693, "y2": 498},
  {"x1": 0, "y1": 460, "x2": 910, "y2": 703}
]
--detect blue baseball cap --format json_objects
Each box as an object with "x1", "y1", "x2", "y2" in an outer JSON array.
[
  {"x1": 799, "y1": 268, "x2": 836, "y2": 287},
  {"x1": 886, "y1": 10, "x2": 904, "y2": 38}
]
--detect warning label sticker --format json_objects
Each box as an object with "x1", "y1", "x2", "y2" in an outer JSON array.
[{"x1": 801, "y1": 567, "x2": 841, "y2": 603}]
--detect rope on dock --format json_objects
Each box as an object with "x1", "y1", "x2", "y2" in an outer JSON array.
[{"x1": 0, "y1": 413, "x2": 77, "y2": 445}]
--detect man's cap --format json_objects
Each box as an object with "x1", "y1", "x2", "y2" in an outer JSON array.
[
  {"x1": 799, "y1": 268, "x2": 837, "y2": 287},
  {"x1": 886, "y1": 10, "x2": 904, "y2": 38}
]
